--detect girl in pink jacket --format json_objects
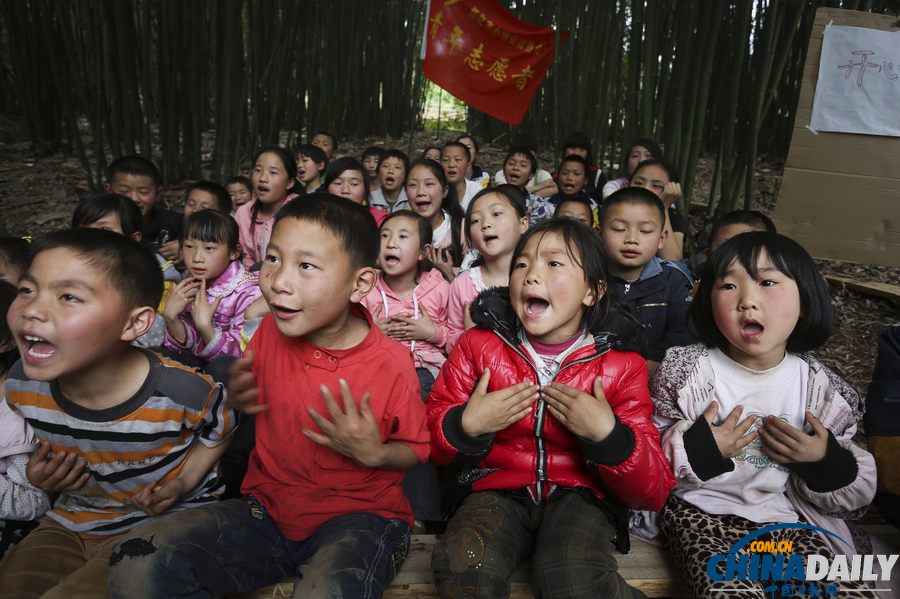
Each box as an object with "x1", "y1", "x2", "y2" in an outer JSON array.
[
  {"x1": 163, "y1": 210, "x2": 261, "y2": 362},
  {"x1": 361, "y1": 210, "x2": 450, "y2": 524}
]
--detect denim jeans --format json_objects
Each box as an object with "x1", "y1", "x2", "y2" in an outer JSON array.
[{"x1": 107, "y1": 497, "x2": 410, "y2": 599}]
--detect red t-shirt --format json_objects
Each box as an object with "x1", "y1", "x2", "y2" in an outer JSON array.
[{"x1": 241, "y1": 307, "x2": 430, "y2": 540}]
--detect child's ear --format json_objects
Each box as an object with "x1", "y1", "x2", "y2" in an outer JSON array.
[
  {"x1": 420, "y1": 243, "x2": 433, "y2": 261},
  {"x1": 582, "y1": 279, "x2": 607, "y2": 308},
  {"x1": 103, "y1": 182, "x2": 112, "y2": 192},
  {"x1": 518, "y1": 216, "x2": 529, "y2": 233},
  {"x1": 120, "y1": 306, "x2": 157, "y2": 341},
  {"x1": 229, "y1": 245, "x2": 241, "y2": 262},
  {"x1": 441, "y1": 185, "x2": 449, "y2": 200},
  {"x1": 657, "y1": 226, "x2": 669, "y2": 251},
  {"x1": 349, "y1": 266, "x2": 378, "y2": 303},
  {"x1": 132, "y1": 231, "x2": 143, "y2": 242}
]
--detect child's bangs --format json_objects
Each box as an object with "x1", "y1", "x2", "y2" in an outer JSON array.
[{"x1": 184, "y1": 218, "x2": 231, "y2": 246}]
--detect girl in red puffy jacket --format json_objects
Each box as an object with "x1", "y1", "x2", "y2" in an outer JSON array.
[{"x1": 428, "y1": 219, "x2": 675, "y2": 599}]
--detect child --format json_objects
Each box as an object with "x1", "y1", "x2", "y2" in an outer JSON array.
[
  {"x1": 547, "y1": 154, "x2": 599, "y2": 227},
  {"x1": 225, "y1": 176, "x2": 252, "y2": 211},
  {"x1": 107, "y1": 194, "x2": 430, "y2": 598},
  {"x1": 235, "y1": 146, "x2": 299, "y2": 267},
  {"x1": 600, "y1": 188, "x2": 695, "y2": 375},
  {"x1": 708, "y1": 209, "x2": 776, "y2": 254},
  {"x1": 295, "y1": 143, "x2": 328, "y2": 194},
  {"x1": 369, "y1": 149, "x2": 410, "y2": 213},
  {"x1": 492, "y1": 133, "x2": 556, "y2": 197},
  {"x1": 455, "y1": 134, "x2": 491, "y2": 188},
  {"x1": 502, "y1": 147, "x2": 552, "y2": 225},
  {"x1": 362, "y1": 210, "x2": 449, "y2": 524},
  {"x1": 421, "y1": 145, "x2": 441, "y2": 162},
  {"x1": 629, "y1": 159, "x2": 689, "y2": 263},
  {"x1": 362, "y1": 145, "x2": 386, "y2": 191},
  {"x1": 446, "y1": 185, "x2": 529, "y2": 355},
  {"x1": 0, "y1": 228, "x2": 236, "y2": 597},
  {"x1": 602, "y1": 137, "x2": 663, "y2": 200},
  {"x1": 105, "y1": 155, "x2": 181, "y2": 261},
  {"x1": 440, "y1": 142, "x2": 483, "y2": 211},
  {"x1": 0, "y1": 237, "x2": 29, "y2": 285},
  {"x1": 554, "y1": 195, "x2": 595, "y2": 229},
  {"x1": 322, "y1": 156, "x2": 387, "y2": 225},
  {"x1": 163, "y1": 210, "x2": 261, "y2": 362},
  {"x1": 406, "y1": 158, "x2": 465, "y2": 280},
  {"x1": 651, "y1": 231, "x2": 877, "y2": 598},
  {"x1": 0, "y1": 280, "x2": 50, "y2": 559},
  {"x1": 428, "y1": 219, "x2": 674, "y2": 598},
  {"x1": 72, "y1": 192, "x2": 181, "y2": 348},
  {"x1": 311, "y1": 130, "x2": 337, "y2": 160},
  {"x1": 559, "y1": 131, "x2": 606, "y2": 193},
  {"x1": 183, "y1": 180, "x2": 232, "y2": 219}
]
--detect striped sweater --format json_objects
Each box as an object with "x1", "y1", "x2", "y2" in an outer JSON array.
[{"x1": 4, "y1": 350, "x2": 237, "y2": 537}]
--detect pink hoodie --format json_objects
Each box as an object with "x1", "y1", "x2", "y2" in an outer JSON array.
[
  {"x1": 361, "y1": 268, "x2": 450, "y2": 377},
  {"x1": 446, "y1": 266, "x2": 489, "y2": 356},
  {"x1": 234, "y1": 193, "x2": 299, "y2": 266}
]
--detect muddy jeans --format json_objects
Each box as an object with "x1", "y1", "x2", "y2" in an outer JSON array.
[
  {"x1": 432, "y1": 490, "x2": 646, "y2": 599},
  {"x1": 107, "y1": 497, "x2": 410, "y2": 599}
]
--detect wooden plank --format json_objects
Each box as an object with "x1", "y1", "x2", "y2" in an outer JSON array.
[{"x1": 826, "y1": 274, "x2": 900, "y2": 302}]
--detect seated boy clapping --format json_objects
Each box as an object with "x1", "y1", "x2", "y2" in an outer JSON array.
[
  {"x1": 107, "y1": 194, "x2": 430, "y2": 599},
  {"x1": 0, "y1": 229, "x2": 236, "y2": 598}
]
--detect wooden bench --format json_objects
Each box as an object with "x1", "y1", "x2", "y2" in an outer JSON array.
[{"x1": 233, "y1": 533, "x2": 689, "y2": 598}]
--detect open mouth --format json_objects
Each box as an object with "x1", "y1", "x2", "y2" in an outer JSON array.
[
  {"x1": 383, "y1": 255, "x2": 401, "y2": 268},
  {"x1": 483, "y1": 234, "x2": 499, "y2": 244},
  {"x1": 524, "y1": 297, "x2": 550, "y2": 316},
  {"x1": 22, "y1": 334, "x2": 56, "y2": 360},
  {"x1": 385, "y1": 177, "x2": 396, "y2": 187},
  {"x1": 741, "y1": 321, "x2": 764, "y2": 338},
  {"x1": 256, "y1": 185, "x2": 270, "y2": 195},
  {"x1": 270, "y1": 304, "x2": 302, "y2": 320}
]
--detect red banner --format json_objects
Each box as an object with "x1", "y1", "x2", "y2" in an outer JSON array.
[{"x1": 423, "y1": 0, "x2": 568, "y2": 126}]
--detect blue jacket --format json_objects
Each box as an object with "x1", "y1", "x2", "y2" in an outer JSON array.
[{"x1": 608, "y1": 257, "x2": 695, "y2": 362}]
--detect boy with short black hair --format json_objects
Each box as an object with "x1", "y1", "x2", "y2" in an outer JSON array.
[
  {"x1": 105, "y1": 155, "x2": 181, "y2": 261},
  {"x1": 362, "y1": 146, "x2": 386, "y2": 191},
  {"x1": 547, "y1": 154, "x2": 598, "y2": 226},
  {"x1": 707, "y1": 209, "x2": 776, "y2": 254},
  {"x1": 600, "y1": 187, "x2": 695, "y2": 374},
  {"x1": 295, "y1": 143, "x2": 329, "y2": 194},
  {"x1": 0, "y1": 228, "x2": 236, "y2": 598},
  {"x1": 183, "y1": 180, "x2": 232, "y2": 219},
  {"x1": 107, "y1": 194, "x2": 430, "y2": 598},
  {"x1": 311, "y1": 130, "x2": 338, "y2": 160}
]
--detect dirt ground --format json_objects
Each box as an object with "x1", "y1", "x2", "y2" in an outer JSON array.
[{"x1": 1, "y1": 123, "x2": 897, "y2": 397}]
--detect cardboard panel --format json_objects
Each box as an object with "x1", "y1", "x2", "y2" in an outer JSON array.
[{"x1": 772, "y1": 8, "x2": 900, "y2": 267}]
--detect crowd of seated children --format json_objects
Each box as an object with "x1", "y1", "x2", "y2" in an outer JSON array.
[
  {"x1": 162, "y1": 210, "x2": 261, "y2": 363},
  {"x1": 369, "y1": 149, "x2": 410, "y2": 213},
  {"x1": 0, "y1": 280, "x2": 49, "y2": 560},
  {"x1": 225, "y1": 175, "x2": 252, "y2": 212},
  {"x1": 106, "y1": 195, "x2": 430, "y2": 598},
  {"x1": 600, "y1": 188, "x2": 695, "y2": 376},
  {"x1": 236, "y1": 147, "x2": 299, "y2": 268},
  {"x1": 295, "y1": 143, "x2": 328, "y2": 195},
  {"x1": 0, "y1": 237, "x2": 29, "y2": 285},
  {"x1": 105, "y1": 155, "x2": 182, "y2": 263},
  {"x1": 0, "y1": 228, "x2": 236, "y2": 598},
  {"x1": 362, "y1": 211, "x2": 449, "y2": 526},
  {"x1": 406, "y1": 158, "x2": 465, "y2": 281},
  {"x1": 182, "y1": 180, "x2": 232, "y2": 219},
  {"x1": 362, "y1": 145, "x2": 386, "y2": 192},
  {"x1": 440, "y1": 141, "x2": 483, "y2": 211}
]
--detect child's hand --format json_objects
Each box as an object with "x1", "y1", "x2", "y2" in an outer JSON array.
[
  {"x1": 542, "y1": 378, "x2": 616, "y2": 442},
  {"x1": 427, "y1": 246, "x2": 455, "y2": 281},
  {"x1": 463, "y1": 303, "x2": 475, "y2": 330},
  {"x1": 26, "y1": 441, "x2": 90, "y2": 493},
  {"x1": 191, "y1": 278, "x2": 223, "y2": 340},
  {"x1": 227, "y1": 351, "x2": 266, "y2": 414},
  {"x1": 661, "y1": 181, "x2": 682, "y2": 208},
  {"x1": 702, "y1": 401, "x2": 758, "y2": 459},
  {"x1": 163, "y1": 277, "x2": 200, "y2": 320},
  {"x1": 759, "y1": 411, "x2": 828, "y2": 464},
  {"x1": 388, "y1": 311, "x2": 435, "y2": 342},
  {"x1": 304, "y1": 379, "x2": 386, "y2": 468},
  {"x1": 159, "y1": 239, "x2": 181, "y2": 262},
  {"x1": 461, "y1": 369, "x2": 538, "y2": 437},
  {"x1": 133, "y1": 477, "x2": 187, "y2": 516},
  {"x1": 369, "y1": 305, "x2": 392, "y2": 335}
]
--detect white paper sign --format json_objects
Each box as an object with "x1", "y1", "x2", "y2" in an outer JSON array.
[{"x1": 809, "y1": 24, "x2": 900, "y2": 137}]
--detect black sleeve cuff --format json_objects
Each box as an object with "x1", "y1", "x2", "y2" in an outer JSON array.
[
  {"x1": 786, "y1": 430, "x2": 858, "y2": 493},
  {"x1": 683, "y1": 416, "x2": 734, "y2": 481},
  {"x1": 442, "y1": 405, "x2": 494, "y2": 457},
  {"x1": 581, "y1": 416, "x2": 635, "y2": 466}
]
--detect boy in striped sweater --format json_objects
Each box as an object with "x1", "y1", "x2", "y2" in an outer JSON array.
[{"x1": 0, "y1": 228, "x2": 237, "y2": 598}]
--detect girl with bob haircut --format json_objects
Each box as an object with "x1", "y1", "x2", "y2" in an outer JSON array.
[
  {"x1": 648, "y1": 231, "x2": 877, "y2": 598},
  {"x1": 163, "y1": 210, "x2": 261, "y2": 362},
  {"x1": 428, "y1": 218, "x2": 673, "y2": 597}
]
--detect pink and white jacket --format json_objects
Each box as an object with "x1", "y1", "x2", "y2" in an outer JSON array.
[
  {"x1": 446, "y1": 266, "x2": 489, "y2": 356},
  {"x1": 163, "y1": 261, "x2": 262, "y2": 361},
  {"x1": 361, "y1": 268, "x2": 450, "y2": 377},
  {"x1": 235, "y1": 193, "x2": 299, "y2": 267}
]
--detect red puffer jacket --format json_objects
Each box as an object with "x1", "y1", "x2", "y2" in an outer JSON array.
[{"x1": 427, "y1": 290, "x2": 675, "y2": 514}]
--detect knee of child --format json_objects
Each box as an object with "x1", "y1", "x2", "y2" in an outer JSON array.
[
  {"x1": 432, "y1": 528, "x2": 513, "y2": 594},
  {"x1": 107, "y1": 536, "x2": 172, "y2": 594}
]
